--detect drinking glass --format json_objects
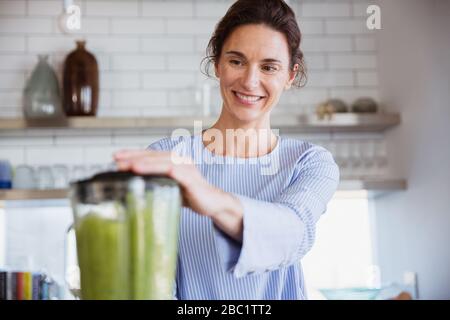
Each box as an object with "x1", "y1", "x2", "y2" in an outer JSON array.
[
  {"x1": 334, "y1": 141, "x2": 350, "y2": 179},
  {"x1": 12, "y1": 164, "x2": 36, "y2": 189},
  {"x1": 53, "y1": 164, "x2": 69, "y2": 189},
  {"x1": 374, "y1": 140, "x2": 388, "y2": 176},
  {"x1": 348, "y1": 140, "x2": 363, "y2": 179},
  {"x1": 36, "y1": 165, "x2": 54, "y2": 190},
  {"x1": 360, "y1": 140, "x2": 376, "y2": 178}
]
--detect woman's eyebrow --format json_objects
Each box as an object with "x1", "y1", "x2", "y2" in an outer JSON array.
[{"x1": 224, "y1": 50, "x2": 282, "y2": 64}]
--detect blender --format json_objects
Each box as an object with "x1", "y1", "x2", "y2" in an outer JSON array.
[{"x1": 66, "y1": 171, "x2": 181, "y2": 300}]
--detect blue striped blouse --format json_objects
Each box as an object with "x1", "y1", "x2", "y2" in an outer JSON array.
[{"x1": 148, "y1": 134, "x2": 339, "y2": 300}]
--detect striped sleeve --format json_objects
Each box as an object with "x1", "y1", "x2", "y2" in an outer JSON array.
[
  {"x1": 214, "y1": 146, "x2": 340, "y2": 278},
  {"x1": 147, "y1": 140, "x2": 163, "y2": 151}
]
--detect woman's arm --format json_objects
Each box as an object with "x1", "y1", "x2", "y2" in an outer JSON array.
[
  {"x1": 113, "y1": 149, "x2": 246, "y2": 242},
  {"x1": 207, "y1": 189, "x2": 244, "y2": 242},
  {"x1": 114, "y1": 145, "x2": 339, "y2": 278},
  {"x1": 213, "y1": 147, "x2": 340, "y2": 277}
]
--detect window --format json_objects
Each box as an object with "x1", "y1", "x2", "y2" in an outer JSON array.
[{"x1": 302, "y1": 192, "x2": 376, "y2": 299}]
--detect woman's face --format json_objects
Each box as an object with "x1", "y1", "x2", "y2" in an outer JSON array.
[{"x1": 215, "y1": 24, "x2": 297, "y2": 124}]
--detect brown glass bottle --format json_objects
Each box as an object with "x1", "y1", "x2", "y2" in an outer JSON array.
[{"x1": 63, "y1": 40, "x2": 99, "y2": 116}]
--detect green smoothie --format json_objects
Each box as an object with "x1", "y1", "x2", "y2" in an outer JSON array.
[
  {"x1": 75, "y1": 184, "x2": 180, "y2": 300},
  {"x1": 128, "y1": 192, "x2": 153, "y2": 299},
  {"x1": 128, "y1": 189, "x2": 180, "y2": 299},
  {"x1": 75, "y1": 210, "x2": 130, "y2": 300},
  {"x1": 142, "y1": 188, "x2": 180, "y2": 299}
]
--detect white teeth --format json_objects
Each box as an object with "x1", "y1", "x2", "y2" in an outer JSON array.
[{"x1": 235, "y1": 92, "x2": 261, "y2": 102}]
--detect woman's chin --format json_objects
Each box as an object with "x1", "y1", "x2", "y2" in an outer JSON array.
[{"x1": 231, "y1": 110, "x2": 267, "y2": 124}]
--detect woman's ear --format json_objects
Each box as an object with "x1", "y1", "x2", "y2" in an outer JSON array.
[
  {"x1": 285, "y1": 64, "x2": 299, "y2": 90},
  {"x1": 214, "y1": 62, "x2": 220, "y2": 78}
]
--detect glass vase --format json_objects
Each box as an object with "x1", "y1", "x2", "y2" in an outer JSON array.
[
  {"x1": 63, "y1": 40, "x2": 99, "y2": 116},
  {"x1": 23, "y1": 55, "x2": 63, "y2": 119}
]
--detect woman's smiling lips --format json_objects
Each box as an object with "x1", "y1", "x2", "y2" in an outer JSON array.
[{"x1": 232, "y1": 90, "x2": 265, "y2": 106}]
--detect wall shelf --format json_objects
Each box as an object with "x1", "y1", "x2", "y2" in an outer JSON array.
[
  {"x1": 338, "y1": 178, "x2": 407, "y2": 191},
  {"x1": 0, "y1": 178, "x2": 406, "y2": 202},
  {"x1": 0, "y1": 189, "x2": 69, "y2": 201},
  {"x1": 338, "y1": 178, "x2": 407, "y2": 198},
  {"x1": 0, "y1": 113, "x2": 400, "y2": 133}
]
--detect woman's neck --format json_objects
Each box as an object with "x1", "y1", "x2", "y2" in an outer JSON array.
[{"x1": 202, "y1": 109, "x2": 278, "y2": 158}]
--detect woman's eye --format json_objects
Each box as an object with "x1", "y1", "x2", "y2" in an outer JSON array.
[
  {"x1": 262, "y1": 65, "x2": 278, "y2": 73},
  {"x1": 229, "y1": 59, "x2": 243, "y2": 66}
]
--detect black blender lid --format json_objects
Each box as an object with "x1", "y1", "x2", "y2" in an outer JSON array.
[{"x1": 74, "y1": 171, "x2": 178, "y2": 186}]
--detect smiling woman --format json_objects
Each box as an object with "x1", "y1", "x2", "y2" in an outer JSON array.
[
  {"x1": 203, "y1": 3, "x2": 306, "y2": 129},
  {"x1": 114, "y1": 0, "x2": 339, "y2": 300},
  {"x1": 213, "y1": 24, "x2": 297, "y2": 124}
]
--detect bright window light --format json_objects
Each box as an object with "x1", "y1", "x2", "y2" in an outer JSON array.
[{"x1": 302, "y1": 193, "x2": 375, "y2": 299}]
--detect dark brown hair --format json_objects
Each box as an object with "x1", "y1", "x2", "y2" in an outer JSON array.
[{"x1": 202, "y1": 0, "x2": 307, "y2": 88}]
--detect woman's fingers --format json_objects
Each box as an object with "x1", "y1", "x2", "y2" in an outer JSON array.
[
  {"x1": 113, "y1": 150, "x2": 218, "y2": 216},
  {"x1": 114, "y1": 149, "x2": 192, "y2": 165},
  {"x1": 114, "y1": 149, "x2": 169, "y2": 160},
  {"x1": 131, "y1": 161, "x2": 173, "y2": 175},
  {"x1": 116, "y1": 155, "x2": 192, "y2": 178},
  {"x1": 113, "y1": 150, "x2": 197, "y2": 193},
  {"x1": 115, "y1": 159, "x2": 131, "y2": 171}
]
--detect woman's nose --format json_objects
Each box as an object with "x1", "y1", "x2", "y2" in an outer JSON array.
[{"x1": 241, "y1": 66, "x2": 259, "y2": 89}]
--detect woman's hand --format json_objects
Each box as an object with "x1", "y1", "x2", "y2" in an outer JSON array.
[
  {"x1": 113, "y1": 150, "x2": 227, "y2": 218},
  {"x1": 114, "y1": 149, "x2": 244, "y2": 241}
]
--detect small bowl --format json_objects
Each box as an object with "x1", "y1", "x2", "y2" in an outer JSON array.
[{"x1": 319, "y1": 287, "x2": 382, "y2": 300}]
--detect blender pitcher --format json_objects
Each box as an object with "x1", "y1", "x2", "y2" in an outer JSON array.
[{"x1": 65, "y1": 171, "x2": 181, "y2": 300}]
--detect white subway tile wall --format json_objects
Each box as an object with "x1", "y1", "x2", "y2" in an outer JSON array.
[{"x1": 0, "y1": 0, "x2": 380, "y2": 168}]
